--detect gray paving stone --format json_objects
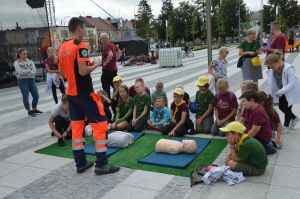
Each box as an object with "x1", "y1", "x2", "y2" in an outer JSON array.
[
  {"x1": 271, "y1": 165, "x2": 300, "y2": 189},
  {"x1": 267, "y1": 185, "x2": 300, "y2": 199},
  {"x1": 120, "y1": 170, "x2": 174, "y2": 191},
  {"x1": 102, "y1": 184, "x2": 158, "y2": 199},
  {"x1": 277, "y1": 150, "x2": 300, "y2": 168}
]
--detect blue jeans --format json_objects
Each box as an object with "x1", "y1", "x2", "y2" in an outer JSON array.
[{"x1": 18, "y1": 78, "x2": 39, "y2": 111}]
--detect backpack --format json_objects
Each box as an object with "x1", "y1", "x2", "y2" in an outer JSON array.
[{"x1": 190, "y1": 164, "x2": 217, "y2": 187}]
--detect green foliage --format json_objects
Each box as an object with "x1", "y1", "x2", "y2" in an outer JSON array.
[
  {"x1": 136, "y1": 0, "x2": 153, "y2": 38},
  {"x1": 158, "y1": 0, "x2": 174, "y2": 41},
  {"x1": 267, "y1": 0, "x2": 300, "y2": 30}
]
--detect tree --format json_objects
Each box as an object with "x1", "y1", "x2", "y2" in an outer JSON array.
[
  {"x1": 268, "y1": 0, "x2": 300, "y2": 30},
  {"x1": 190, "y1": 15, "x2": 198, "y2": 43},
  {"x1": 167, "y1": 21, "x2": 174, "y2": 42},
  {"x1": 136, "y1": 0, "x2": 153, "y2": 38},
  {"x1": 158, "y1": 0, "x2": 174, "y2": 41},
  {"x1": 262, "y1": 5, "x2": 276, "y2": 33},
  {"x1": 219, "y1": 0, "x2": 248, "y2": 39}
]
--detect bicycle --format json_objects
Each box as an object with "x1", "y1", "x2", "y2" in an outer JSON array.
[{"x1": 181, "y1": 50, "x2": 194, "y2": 58}]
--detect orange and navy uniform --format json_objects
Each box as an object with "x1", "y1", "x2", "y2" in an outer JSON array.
[
  {"x1": 58, "y1": 39, "x2": 108, "y2": 168},
  {"x1": 58, "y1": 39, "x2": 93, "y2": 96}
]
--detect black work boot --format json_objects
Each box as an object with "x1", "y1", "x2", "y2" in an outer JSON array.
[
  {"x1": 77, "y1": 161, "x2": 94, "y2": 174},
  {"x1": 94, "y1": 164, "x2": 120, "y2": 175}
]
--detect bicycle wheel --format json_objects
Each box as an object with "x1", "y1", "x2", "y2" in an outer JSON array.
[
  {"x1": 188, "y1": 51, "x2": 194, "y2": 58},
  {"x1": 182, "y1": 52, "x2": 186, "y2": 58}
]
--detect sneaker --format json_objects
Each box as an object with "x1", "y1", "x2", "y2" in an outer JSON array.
[
  {"x1": 94, "y1": 164, "x2": 120, "y2": 175},
  {"x1": 290, "y1": 117, "x2": 300, "y2": 129},
  {"x1": 77, "y1": 161, "x2": 94, "y2": 174},
  {"x1": 28, "y1": 110, "x2": 35, "y2": 117},
  {"x1": 57, "y1": 139, "x2": 65, "y2": 146},
  {"x1": 32, "y1": 109, "x2": 43, "y2": 114}
]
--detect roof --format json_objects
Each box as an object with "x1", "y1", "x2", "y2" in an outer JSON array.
[
  {"x1": 113, "y1": 34, "x2": 146, "y2": 42},
  {"x1": 80, "y1": 16, "x2": 117, "y2": 31}
]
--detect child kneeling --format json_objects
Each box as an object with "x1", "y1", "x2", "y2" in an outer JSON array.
[
  {"x1": 148, "y1": 96, "x2": 171, "y2": 131},
  {"x1": 161, "y1": 87, "x2": 193, "y2": 137},
  {"x1": 221, "y1": 121, "x2": 268, "y2": 176}
]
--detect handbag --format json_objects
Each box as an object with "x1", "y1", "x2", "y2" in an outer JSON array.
[{"x1": 251, "y1": 56, "x2": 262, "y2": 67}]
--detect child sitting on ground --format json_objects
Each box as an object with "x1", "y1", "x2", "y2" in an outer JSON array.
[
  {"x1": 161, "y1": 87, "x2": 193, "y2": 137},
  {"x1": 148, "y1": 96, "x2": 171, "y2": 131},
  {"x1": 127, "y1": 78, "x2": 151, "y2": 132},
  {"x1": 211, "y1": 78, "x2": 238, "y2": 136},
  {"x1": 237, "y1": 80, "x2": 258, "y2": 120},
  {"x1": 222, "y1": 121, "x2": 268, "y2": 176},
  {"x1": 208, "y1": 47, "x2": 229, "y2": 93},
  {"x1": 151, "y1": 82, "x2": 168, "y2": 108},
  {"x1": 195, "y1": 76, "x2": 214, "y2": 134},
  {"x1": 97, "y1": 90, "x2": 112, "y2": 123},
  {"x1": 110, "y1": 84, "x2": 134, "y2": 130},
  {"x1": 258, "y1": 91, "x2": 283, "y2": 149},
  {"x1": 111, "y1": 75, "x2": 123, "y2": 118}
]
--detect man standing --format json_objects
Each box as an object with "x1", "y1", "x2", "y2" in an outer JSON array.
[
  {"x1": 58, "y1": 17, "x2": 119, "y2": 174},
  {"x1": 100, "y1": 33, "x2": 121, "y2": 98},
  {"x1": 265, "y1": 21, "x2": 285, "y2": 61}
]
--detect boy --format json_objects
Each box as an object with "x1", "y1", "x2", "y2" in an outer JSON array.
[
  {"x1": 48, "y1": 95, "x2": 71, "y2": 146},
  {"x1": 151, "y1": 82, "x2": 168, "y2": 107},
  {"x1": 221, "y1": 121, "x2": 268, "y2": 176},
  {"x1": 148, "y1": 96, "x2": 171, "y2": 131},
  {"x1": 127, "y1": 78, "x2": 151, "y2": 132},
  {"x1": 211, "y1": 78, "x2": 238, "y2": 136},
  {"x1": 195, "y1": 76, "x2": 214, "y2": 134},
  {"x1": 161, "y1": 87, "x2": 193, "y2": 137},
  {"x1": 238, "y1": 90, "x2": 275, "y2": 154}
]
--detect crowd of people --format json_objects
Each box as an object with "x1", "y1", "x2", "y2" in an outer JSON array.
[{"x1": 12, "y1": 18, "x2": 300, "y2": 177}]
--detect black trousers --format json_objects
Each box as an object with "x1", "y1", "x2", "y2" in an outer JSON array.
[
  {"x1": 161, "y1": 122, "x2": 189, "y2": 137},
  {"x1": 127, "y1": 118, "x2": 147, "y2": 132},
  {"x1": 101, "y1": 69, "x2": 117, "y2": 99},
  {"x1": 279, "y1": 95, "x2": 296, "y2": 126},
  {"x1": 54, "y1": 116, "x2": 71, "y2": 141},
  {"x1": 52, "y1": 81, "x2": 65, "y2": 104}
]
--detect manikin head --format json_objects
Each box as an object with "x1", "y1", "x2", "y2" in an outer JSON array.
[{"x1": 182, "y1": 140, "x2": 197, "y2": 153}]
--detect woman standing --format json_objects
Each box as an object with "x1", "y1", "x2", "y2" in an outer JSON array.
[
  {"x1": 14, "y1": 48, "x2": 42, "y2": 116},
  {"x1": 239, "y1": 29, "x2": 263, "y2": 83}
]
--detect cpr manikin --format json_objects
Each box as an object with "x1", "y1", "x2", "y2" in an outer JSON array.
[{"x1": 155, "y1": 139, "x2": 197, "y2": 154}]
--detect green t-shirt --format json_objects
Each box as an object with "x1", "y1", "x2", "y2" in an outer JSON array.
[
  {"x1": 116, "y1": 97, "x2": 134, "y2": 122},
  {"x1": 195, "y1": 90, "x2": 214, "y2": 118},
  {"x1": 134, "y1": 93, "x2": 151, "y2": 120},
  {"x1": 239, "y1": 39, "x2": 261, "y2": 52},
  {"x1": 237, "y1": 137, "x2": 268, "y2": 169}
]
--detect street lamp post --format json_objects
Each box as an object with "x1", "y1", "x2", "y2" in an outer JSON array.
[
  {"x1": 238, "y1": 0, "x2": 241, "y2": 43},
  {"x1": 134, "y1": 5, "x2": 139, "y2": 36},
  {"x1": 206, "y1": 0, "x2": 212, "y2": 64}
]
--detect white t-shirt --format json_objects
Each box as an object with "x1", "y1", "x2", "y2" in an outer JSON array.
[{"x1": 51, "y1": 102, "x2": 70, "y2": 121}]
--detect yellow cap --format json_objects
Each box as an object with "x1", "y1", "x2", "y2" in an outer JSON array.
[
  {"x1": 113, "y1": 75, "x2": 122, "y2": 82},
  {"x1": 173, "y1": 87, "x2": 184, "y2": 96},
  {"x1": 196, "y1": 76, "x2": 209, "y2": 87},
  {"x1": 219, "y1": 121, "x2": 246, "y2": 134}
]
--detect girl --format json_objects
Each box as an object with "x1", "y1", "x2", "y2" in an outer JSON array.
[
  {"x1": 97, "y1": 90, "x2": 113, "y2": 123},
  {"x1": 161, "y1": 87, "x2": 193, "y2": 137},
  {"x1": 236, "y1": 80, "x2": 258, "y2": 120},
  {"x1": 111, "y1": 85, "x2": 134, "y2": 130},
  {"x1": 258, "y1": 91, "x2": 283, "y2": 149},
  {"x1": 266, "y1": 52, "x2": 300, "y2": 128},
  {"x1": 14, "y1": 48, "x2": 42, "y2": 116},
  {"x1": 44, "y1": 47, "x2": 65, "y2": 104},
  {"x1": 211, "y1": 78, "x2": 238, "y2": 136},
  {"x1": 208, "y1": 47, "x2": 229, "y2": 93}
]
